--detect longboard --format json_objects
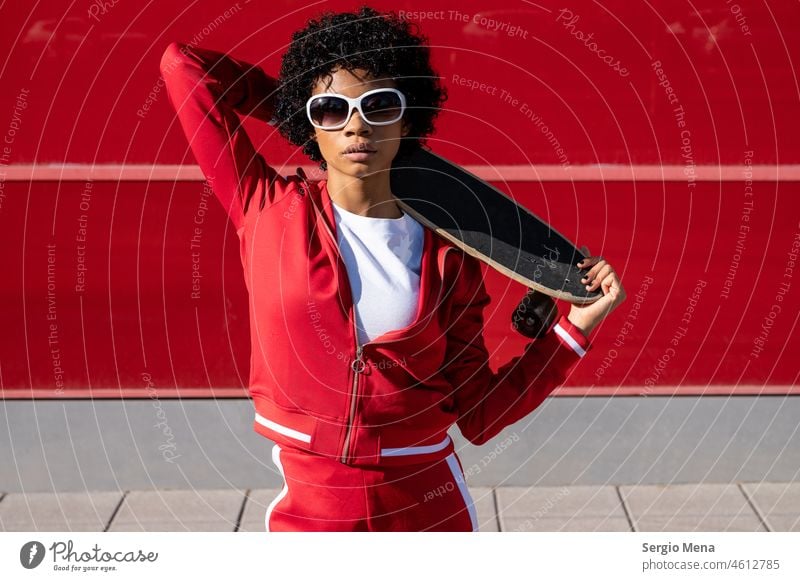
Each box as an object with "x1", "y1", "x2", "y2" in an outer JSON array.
[{"x1": 390, "y1": 147, "x2": 602, "y2": 305}]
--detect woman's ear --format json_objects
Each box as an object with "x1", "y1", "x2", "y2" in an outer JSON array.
[{"x1": 401, "y1": 119, "x2": 411, "y2": 137}]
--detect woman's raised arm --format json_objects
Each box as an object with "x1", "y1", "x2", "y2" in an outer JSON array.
[{"x1": 159, "y1": 41, "x2": 288, "y2": 231}]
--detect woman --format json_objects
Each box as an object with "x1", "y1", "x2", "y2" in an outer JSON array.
[{"x1": 160, "y1": 5, "x2": 625, "y2": 532}]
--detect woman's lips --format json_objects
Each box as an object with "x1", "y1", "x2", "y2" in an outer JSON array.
[{"x1": 343, "y1": 150, "x2": 377, "y2": 162}]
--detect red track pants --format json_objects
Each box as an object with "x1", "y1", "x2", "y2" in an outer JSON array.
[{"x1": 264, "y1": 442, "x2": 479, "y2": 532}]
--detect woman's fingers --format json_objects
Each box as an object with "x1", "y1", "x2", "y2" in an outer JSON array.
[
  {"x1": 578, "y1": 255, "x2": 603, "y2": 268},
  {"x1": 577, "y1": 245, "x2": 603, "y2": 269},
  {"x1": 602, "y1": 272, "x2": 621, "y2": 295},
  {"x1": 577, "y1": 245, "x2": 593, "y2": 267},
  {"x1": 583, "y1": 263, "x2": 612, "y2": 290},
  {"x1": 602, "y1": 274, "x2": 627, "y2": 310},
  {"x1": 578, "y1": 245, "x2": 619, "y2": 294},
  {"x1": 579, "y1": 256, "x2": 608, "y2": 281}
]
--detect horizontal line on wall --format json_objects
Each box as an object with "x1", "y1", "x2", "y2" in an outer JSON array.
[
  {"x1": 1, "y1": 385, "x2": 797, "y2": 399},
  {"x1": 552, "y1": 385, "x2": 800, "y2": 396},
  {"x1": 1, "y1": 388, "x2": 251, "y2": 399},
  {"x1": 2, "y1": 164, "x2": 798, "y2": 182}
]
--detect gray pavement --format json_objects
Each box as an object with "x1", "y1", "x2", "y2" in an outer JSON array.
[
  {"x1": 1, "y1": 482, "x2": 797, "y2": 532},
  {"x1": 4, "y1": 397, "x2": 799, "y2": 493}
]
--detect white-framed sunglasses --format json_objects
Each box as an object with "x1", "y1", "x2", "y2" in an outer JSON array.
[{"x1": 306, "y1": 87, "x2": 406, "y2": 130}]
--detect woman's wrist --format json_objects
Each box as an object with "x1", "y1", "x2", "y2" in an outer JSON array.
[
  {"x1": 236, "y1": 66, "x2": 280, "y2": 123},
  {"x1": 566, "y1": 312, "x2": 595, "y2": 338}
]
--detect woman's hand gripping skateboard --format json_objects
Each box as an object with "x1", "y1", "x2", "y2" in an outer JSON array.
[
  {"x1": 511, "y1": 245, "x2": 626, "y2": 339},
  {"x1": 566, "y1": 245, "x2": 626, "y2": 337}
]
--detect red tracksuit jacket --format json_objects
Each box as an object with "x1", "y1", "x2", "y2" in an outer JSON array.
[{"x1": 160, "y1": 41, "x2": 593, "y2": 468}]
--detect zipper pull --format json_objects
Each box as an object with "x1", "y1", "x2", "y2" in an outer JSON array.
[{"x1": 352, "y1": 345, "x2": 365, "y2": 373}]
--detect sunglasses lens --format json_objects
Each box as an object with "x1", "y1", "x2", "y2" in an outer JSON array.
[
  {"x1": 361, "y1": 90, "x2": 403, "y2": 123},
  {"x1": 309, "y1": 96, "x2": 348, "y2": 127}
]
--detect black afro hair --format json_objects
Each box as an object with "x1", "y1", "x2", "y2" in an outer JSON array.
[{"x1": 274, "y1": 4, "x2": 448, "y2": 171}]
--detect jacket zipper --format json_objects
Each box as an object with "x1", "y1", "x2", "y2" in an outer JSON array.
[
  {"x1": 299, "y1": 171, "x2": 453, "y2": 464},
  {"x1": 341, "y1": 340, "x2": 364, "y2": 463},
  {"x1": 299, "y1": 171, "x2": 368, "y2": 463}
]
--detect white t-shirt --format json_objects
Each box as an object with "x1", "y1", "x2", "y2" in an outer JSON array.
[{"x1": 331, "y1": 199, "x2": 425, "y2": 346}]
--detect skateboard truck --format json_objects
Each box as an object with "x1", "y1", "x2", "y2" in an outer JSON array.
[{"x1": 511, "y1": 289, "x2": 559, "y2": 339}]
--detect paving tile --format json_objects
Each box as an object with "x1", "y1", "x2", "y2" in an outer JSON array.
[
  {"x1": 763, "y1": 515, "x2": 800, "y2": 532},
  {"x1": 475, "y1": 516, "x2": 499, "y2": 532},
  {"x1": 742, "y1": 482, "x2": 800, "y2": 532},
  {"x1": 0, "y1": 491, "x2": 122, "y2": 532},
  {"x1": 238, "y1": 489, "x2": 281, "y2": 532},
  {"x1": 108, "y1": 489, "x2": 245, "y2": 532},
  {"x1": 469, "y1": 487, "x2": 499, "y2": 532},
  {"x1": 742, "y1": 482, "x2": 800, "y2": 514},
  {"x1": 110, "y1": 520, "x2": 235, "y2": 532},
  {"x1": 620, "y1": 484, "x2": 765, "y2": 531},
  {"x1": 496, "y1": 486, "x2": 626, "y2": 533},
  {"x1": 636, "y1": 516, "x2": 765, "y2": 532},
  {"x1": 621, "y1": 483, "x2": 751, "y2": 516},
  {"x1": 502, "y1": 516, "x2": 632, "y2": 532},
  {"x1": 496, "y1": 486, "x2": 624, "y2": 519}
]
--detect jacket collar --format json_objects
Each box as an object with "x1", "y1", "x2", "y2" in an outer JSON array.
[
  {"x1": 299, "y1": 170, "x2": 449, "y2": 340},
  {"x1": 299, "y1": 168, "x2": 438, "y2": 265}
]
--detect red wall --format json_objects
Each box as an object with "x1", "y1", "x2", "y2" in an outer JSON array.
[{"x1": 1, "y1": 0, "x2": 798, "y2": 397}]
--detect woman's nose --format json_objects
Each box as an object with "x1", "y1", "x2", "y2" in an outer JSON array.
[{"x1": 344, "y1": 109, "x2": 372, "y2": 135}]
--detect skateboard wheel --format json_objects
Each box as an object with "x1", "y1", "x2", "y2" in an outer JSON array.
[{"x1": 511, "y1": 290, "x2": 559, "y2": 339}]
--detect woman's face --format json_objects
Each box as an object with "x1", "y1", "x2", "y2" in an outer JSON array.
[{"x1": 309, "y1": 67, "x2": 410, "y2": 178}]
